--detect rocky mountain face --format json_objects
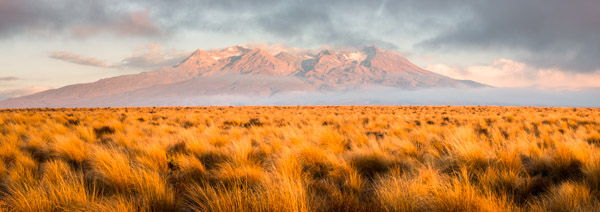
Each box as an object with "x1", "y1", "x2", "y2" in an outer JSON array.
[{"x1": 0, "y1": 46, "x2": 485, "y2": 108}]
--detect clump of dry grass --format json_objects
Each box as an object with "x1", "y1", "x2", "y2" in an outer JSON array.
[
  {"x1": 89, "y1": 147, "x2": 135, "y2": 193},
  {"x1": 348, "y1": 151, "x2": 397, "y2": 179},
  {"x1": 51, "y1": 134, "x2": 89, "y2": 167},
  {"x1": 1, "y1": 159, "x2": 101, "y2": 211},
  {"x1": 529, "y1": 181, "x2": 599, "y2": 211},
  {"x1": 0, "y1": 106, "x2": 599, "y2": 211}
]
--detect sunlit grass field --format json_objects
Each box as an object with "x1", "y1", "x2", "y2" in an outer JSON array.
[{"x1": 1, "y1": 106, "x2": 599, "y2": 211}]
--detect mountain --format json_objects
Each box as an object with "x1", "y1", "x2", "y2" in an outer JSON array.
[{"x1": 0, "y1": 45, "x2": 486, "y2": 108}]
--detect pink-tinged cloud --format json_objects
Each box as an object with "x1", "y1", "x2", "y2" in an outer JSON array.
[
  {"x1": 0, "y1": 77, "x2": 19, "y2": 81},
  {"x1": 49, "y1": 51, "x2": 109, "y2": 67},
  {"x1": 49, "y1": 44, "x2": 189, "y2": 69},
  {"x1": 426, "y1": 59, "x2": 600, "y2": 89},
  {"x1": 70, "y1": 10, "x2": 161, "y2": 38},
  {"x1": 239, "y1": 42, "x2": 386, "y2": 56},
  {"x1": 112, "y1": 10, "x2": 161, "y2": 36},
  {"x1": 0, "y1": 85, "x2": 52, "y2": 100},
  {"x1": 119, "y1": 43, "x2": 190, "y2": 69},
  {"x1": 240, "y1": 42, "x2": 317, "y2": 55}
]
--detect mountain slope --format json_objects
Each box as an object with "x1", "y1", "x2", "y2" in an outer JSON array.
[
  {"x1": 0, "y1": 45, "x2": 486, "y2": 108},
  {"x1": 221, "y1": 48, "x2": 296, "y2": 75}
]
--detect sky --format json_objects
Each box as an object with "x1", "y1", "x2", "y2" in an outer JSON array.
[{"x1": 1, "y1": 0, "x2": 600, "y2": 100}]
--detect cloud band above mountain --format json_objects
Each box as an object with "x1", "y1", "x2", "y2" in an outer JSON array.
[
  {"x1": 49, "y1": 52, "x2": 110, "y2": 67},
  {"x1": 0, "y1": 77, "x2": 20, "y2": 81},
  {"x1": 48, "y1": 43, "x2": 191, "y2": 69},
  {"x1": 2, "y1": 0, "x2": 599, "y2": 73}
]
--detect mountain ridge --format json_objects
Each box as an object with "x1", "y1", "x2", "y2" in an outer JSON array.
[{"x1": 0, "y1": 45, "x2": 486, "y2": 108}]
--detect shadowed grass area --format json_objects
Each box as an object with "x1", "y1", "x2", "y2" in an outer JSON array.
[{"x1": 1, "y1": 106, "x2": 599, "y2": 211}]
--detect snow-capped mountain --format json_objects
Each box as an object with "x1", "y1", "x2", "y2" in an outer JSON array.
[{"x1": 0, "y1": 45, "x2": 485, "y2": 108}]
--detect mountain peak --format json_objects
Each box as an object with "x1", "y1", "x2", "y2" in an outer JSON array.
[
  {"x1": 318, "y1": 49, "x2": 336, "y2": 57},
  {"x1": 359, "y1": 47, "x2": 430, "y2": 75},
  {"x1": 221, "y1": 48, "x2": 295, "y2": 75},
  {"x1": 275, "y1": 51, "x2": 294, "y2": 58},
  {"x1": 246, "y1": 48, "x2": 271, "y2": 56},
  {"x1": 176, "y1": 49, "x2": 218, "y2": 68},
  {"x1": 190, "y1": 48, "x2": 209, "y2": 57},
  {"x1": 275, "y1": 51, "x2": 302, "y2": 68}
]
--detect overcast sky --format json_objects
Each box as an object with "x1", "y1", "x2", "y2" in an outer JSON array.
[{"x1": 1, "y1": 0, "x2": 599, "y2": 98}]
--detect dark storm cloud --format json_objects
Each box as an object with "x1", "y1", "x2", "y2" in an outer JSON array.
[
  {"x1": 2, "y1": 0, "x2": 599, "y2": 72},
  {"x1": 247, "y1": 0, "x2": 400, "y2": 48},
  {"x1": 0, "y1": 0, "x2": 442, "y2": 48},
  {"x1": 0, "y1": 0, "x2": 161, "y2": 38},
  {"x1": 420, "y1": 0, "x2": 600, "y2": 72},
  {"x1": 147, "y1": 0, "x2": 408, "y2": 48}
]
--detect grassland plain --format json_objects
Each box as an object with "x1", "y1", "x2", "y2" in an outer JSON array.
[{"x1": 0, "y1": 106, "x2": 599, "y2": 211}]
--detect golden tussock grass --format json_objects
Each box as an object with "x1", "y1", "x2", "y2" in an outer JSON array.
[{"x1": 0, "y1": 106, "x2": 599, "y2": 211}]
